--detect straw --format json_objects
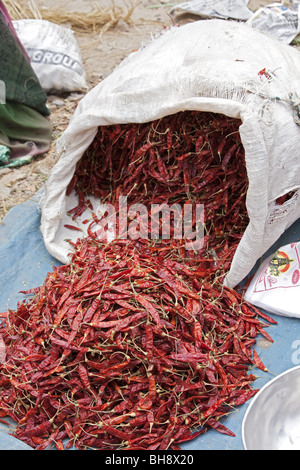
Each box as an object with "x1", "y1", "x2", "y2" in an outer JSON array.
[{"x1": 4, "y1": 0, "x2": 137, "y2": 33}]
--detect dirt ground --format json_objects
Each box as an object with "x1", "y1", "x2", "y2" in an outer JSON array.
[{"x1": 0, "y1": 0, "x2": 293, "y2": 220}]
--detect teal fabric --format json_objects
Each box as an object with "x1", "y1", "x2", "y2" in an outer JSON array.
[{"x1": 0, "y1": 143, "x2": 10, "y2": 165}]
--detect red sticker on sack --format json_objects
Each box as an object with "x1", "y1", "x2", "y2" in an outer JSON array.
[{"x1": 292, "y1": 269, "x2": 300, "y2": 285}]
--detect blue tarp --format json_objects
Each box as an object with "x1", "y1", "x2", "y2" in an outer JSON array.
[{"x1": 0, "y1": 194, "x2": 299, "y2": 450}]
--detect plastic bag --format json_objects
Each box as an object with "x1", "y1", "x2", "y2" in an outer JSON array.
[
  {"x1": 245, "y1": 242, "x2": 300, "y2": 318},
  {"x1": 170, "y1": 0, "x2": 252, "y2": 20},
  {"x1": 40, "y1": 19, "x2": 300, "y2": 288},
  {"x1": 12, "y1": 19, "x2": 87, "y2": 93},
  {"x1": 247, "y1": 1, "x2": 300, "y2": 44}
]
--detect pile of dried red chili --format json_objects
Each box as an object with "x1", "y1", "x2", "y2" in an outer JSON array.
[
  {"x1": 0, "y1": 110, "x2": 277, "y2": 450},
  {"x1": 66, "y1": 111, "x2": 249, "y2": 276},
  {"x1": 0, "y1": 237, "x2": 276, "y2": 450}
]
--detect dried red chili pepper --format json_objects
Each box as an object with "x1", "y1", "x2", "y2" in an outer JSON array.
[{"x1": 0, "y1": 236, "x2": 276, "y2": 450}]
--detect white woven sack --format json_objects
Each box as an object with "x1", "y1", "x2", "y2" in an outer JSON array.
[
  {"x1": 13, "y1": 19, "x2": 87, "y2": 93},
  {"x1": 41, "y1": 19, "x2": 300, "y2": 288}
]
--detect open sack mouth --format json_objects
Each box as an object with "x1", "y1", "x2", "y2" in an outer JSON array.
[{"x1": 64, "y1": 110, "x2": 248, "y2": 281}]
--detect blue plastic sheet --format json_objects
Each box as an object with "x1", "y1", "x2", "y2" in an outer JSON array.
[
  {"x1": 0, "y1": 195, "x2": 300, "y2": 450},
  {"x1": 0, "y1": 431, "x2": 32, "y2": 450}
]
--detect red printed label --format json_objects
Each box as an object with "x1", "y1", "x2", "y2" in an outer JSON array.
[{"x1": 253, "y1": 243, "x2": 300, "y2": 293}]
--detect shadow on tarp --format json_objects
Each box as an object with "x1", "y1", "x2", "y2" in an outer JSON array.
[{"x1": 0, "y1": 196, "x2": 300, "y2": 450}]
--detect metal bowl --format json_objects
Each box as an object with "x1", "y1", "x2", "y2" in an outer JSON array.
[{"x1": 242, "y1": 366, "x2": 300, "y2": 450}]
